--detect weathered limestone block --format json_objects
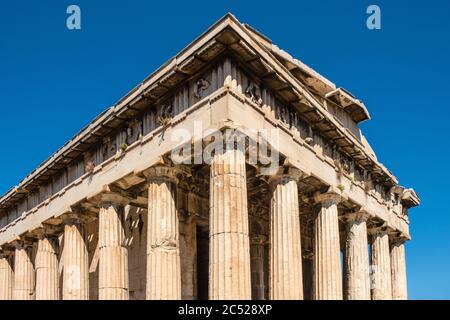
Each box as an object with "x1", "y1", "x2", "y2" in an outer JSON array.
[
  {"x1": 35, "y1": 236, "x2": 59, "y2": 300},
  {"x1": 209, "y1": 148, "x2": 251, "y2": 300},
  {"x1": 269, "y1": 168, "x2": 304, "y2": 300},
  {"x1": 343, "y1": 211, "x2": 370, "y2": 300},
  {"x1": 313, "y1": 190, "x2": 343, "y2": 300},
  {"x1": 13, "y1": 243, "x2": 35, "y2": 300},
  {"x1": 0, "y1": 253, "x2": 13, "y2": 300},
  {"x1": 98, "y1": 195, "x2": 129, "y2": 300},
  {"x1": 63, "y1": 217, "x2": 89, "y2": 300},
  {"x1": 145, "y1": 166, "x2": 181, "y2": 300},
  {"x1": 370, "y1": 228, "x2": 392, "y2": 300},
  {"x1": 390, "y1": 238, "x2": 407, "y2": 300}
]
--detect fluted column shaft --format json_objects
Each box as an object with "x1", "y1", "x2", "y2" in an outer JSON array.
[
  {"x1": 0, "y1": 254, "x2": 13, "y2": 300},
  {"x1": 13, "y1": 244, "x2": 35, "y2": 300},
  {"x1": 35, "y1": 236, "x2": 59, "y2": 300},
  {"x1": 98, "y1": 199, "x2": 129, "y2": 300},
  {"x1": 343, "y1": 213, "x2": 370, "y2": 300},
  {"x1": 269, "y1": 173, "x2": 303, "y2": 300},
  {"x1": 63, "y1": 218, "x2": 89, "y2": 300},
  {"x1": 209, "y1": 148, "x2": 251, "y2": 300},
  {"x1": 146, "y1": 166, "x2": 181, "y2": 300},
  {"x1": 250, "y1": 236, "x2": 265, "y2": 300},
  {"x1": 313, "y1": 192, "x2": 342, "y2": 300},
  {"x1": 370, "y1": 229, "x2": 392, "y2": 300},
  {"x1": 390, "y1": 239, "x2": 407, "y2": 300}
]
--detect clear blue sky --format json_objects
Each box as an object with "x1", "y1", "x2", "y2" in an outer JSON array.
[{"x1": 0, "y1": 1, "x2": 449, "y2": 299}]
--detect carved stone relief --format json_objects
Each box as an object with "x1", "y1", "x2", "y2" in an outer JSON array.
[
  {"x1": 193, "y1": 78, "x2": 210, "y2": 99},
  {"x1": 245, "y1": 82, "x2": 263, "y2": 106}
]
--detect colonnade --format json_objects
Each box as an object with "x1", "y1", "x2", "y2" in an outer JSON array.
[{"x1": 0, "y1": 149, "x2": 408, "y2": 300}]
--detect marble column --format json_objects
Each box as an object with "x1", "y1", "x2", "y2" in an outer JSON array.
[
  {"x1": 209, "y1": 148, "x2": 251, "y2": 300},
  {"x1": 98, "y1": 194, "x2": 129, "y2": 300},
  {"x1": 313, "y1": 190, "x2": 343, "y2": 300},
  {"x1": 370, "y1": 227, "x2": 392, "y2": 300},
  {"x1": 269, "y1": 169, "x2": 303, "y2": 300},
  {"x1": 390, "y1": 238, "x2": 408, "y2": 300},
  {"x1": 145, "y1": 166, "x2": 181, "y2": 300},
  {"x1": 250, "y1": 235, "x2": 265, "y2": 300},
  {"x1": 0, "y1": 253, "x2": 13, "y2": 300},
  {"x1": 13, "y1": 242, "x2": 35, "y2": 300},
  {"x1": 343, "y1": 211, "x2": 370, "y2": 300},
  {"x1": 35, "y1": 235, "x2": 59, "y2": 300},
  {"x1": 63, "y1": 216, "x2": 89, "y2": 300}
]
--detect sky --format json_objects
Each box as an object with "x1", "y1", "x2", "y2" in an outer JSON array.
[{"x1": 0, "y1": 0, "x2": 449, "y2": 299}]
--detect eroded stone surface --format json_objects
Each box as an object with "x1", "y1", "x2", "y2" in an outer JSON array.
[
  {"x1": 269, "y1": 171, "x2": 303, "y2": 300},
  {"x1": 313, "y1": 192, "x2": 342, "y2": 300},
  {"x1": 344, "y1": 213, "x2": 370, "y2": 300},
  {"x1": 0, "y1": 254, "x2": 13, "y2": 300},
  {"x1": 370, "y1": 229, "x2": 392, "y2": 300},
  {"x1": 98, "y1": 200, "x2": 129, "y2": 300},
  {"x1": 63, "y1": 219, "x2": 89, "y2": 300},
  {"x1": 13, "y1": 245, "x2": 35, "y2": 300},
  {"x1": 391, "y1": 239, "x2": 407, "y2": 300},
  {"x1": 35, "y1": 236, "x2": 59, "y2": 300},
  {"x1": 209, "y1": 148, "x2": 251, "y2": 300},
  {"x1": 146, "y1": 166, "x2": 181, "y2": 300}
]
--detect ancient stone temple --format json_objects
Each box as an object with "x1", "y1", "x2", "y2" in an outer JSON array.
[{"x1": 0, "y1": 14, "x2": 419, "y2": 300}]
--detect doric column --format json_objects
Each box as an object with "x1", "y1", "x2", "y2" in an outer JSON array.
[
  {"x1": 63, "y1": 215, "x2": 89, "y2": 300},
  {"x1": 209, "y1": 148, "x2": 251, "y2": 300},
  {"x1": 313, "y1": 189, "x2": 343, "y2": 300},
  {"x1": 13, "y1": 241, "x2": 35, "y2": 300},
  {"x1": 369, "y1": 227, "x2": 392, "y2": 300},
  {"x1": 250, "y1": 235, "x2": 265, "y2": 300},
  {"x1": 0, "y1": 252, "x2": 14, "y2": 300},
  {"x1": 269, "y1": 168, "x2": 303, "y2": 300},
  {"x1": 390, "y1": 238, "x2": 408, "y2": 300},
  {"x1": 98, "y1": 194, "x2": 129, "y2": 300},
  {"x1": 145, "y1": 166, "x2": 181, "y2": 300},
  {"x1": 35, "y1": 235, "x2": 59, "y2": 300},
  {"x1": 343, "y1": 210, "x2": 370, "y2": 300}
]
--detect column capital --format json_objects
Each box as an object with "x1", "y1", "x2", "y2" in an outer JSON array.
[
  {"x1": 344, "y1": 207, "x2": 371, "y2": 223},
  {"x1": 99, "y1": 192, "x2": 130, "y2": 207},
  {"x1": 368, "y1": 224, "x2": 390, "y2": 238},
  {"x1": 61, "y1": 213, "x2": 90, "y2": 225},
  {"x1": 314, "y1": 186, "x2": 346, "y2": 206},
  {"x1": 268, "y1": 165, "x2": 305, "y2": 187},
  {"x1": 29, "y1": 223, "x2": 62, "y2": 240},
  {"x1": 10, "y1": 237, "x2": 34, "y2": 249},
  {"x1": 143, "y1": 165, "x2": 181, "y2": 184},
  {"x1": 390, "y1": 236, "x2": 408, "y2": 246},
  {"x1": 0, "y1": 246, "x2": 14, "y2": 257},
  {"x1": 0, "y1": 251, "x2": 13, "y2": 259}
]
